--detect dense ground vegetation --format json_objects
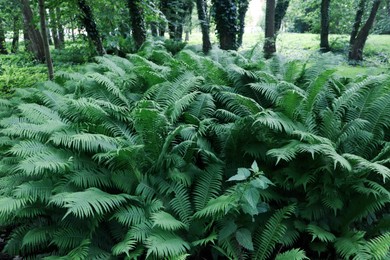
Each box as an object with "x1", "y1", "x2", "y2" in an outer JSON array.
[{"x1": 0, "y1": 39, "x2": 389, "y2": 259}]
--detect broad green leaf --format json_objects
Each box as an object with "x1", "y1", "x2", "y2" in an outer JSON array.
[
  {"x1": 235, "y1": 228, "x2": 254, "y2": 251},
  {"x1": 228, "y1": 168, "x2": 251, "y2": 181}
]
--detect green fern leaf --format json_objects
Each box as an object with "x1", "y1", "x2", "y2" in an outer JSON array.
[
  {"x1": 275, "y1": 248, "x2": 308, "y2": 260},
  {"x1": 307, "y1": 224, "x2": 336, "y2": 243},
  {"x1": 146, "y1": 231, "x2": 190, "y2": 258},
  {"x1": 151, "y1": 211, "x2": 187, "y2": 231}
]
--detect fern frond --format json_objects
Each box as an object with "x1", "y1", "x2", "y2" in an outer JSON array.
[
  {"x1": 146, "y1": 231, "x2": 190, "y2": 259},
  {"x1": 253, "y1": 204, "x2": 295, "y2": 260},
  {"x1": 275, "y1": 248, "x2": 308, "y2": 260},
  {"x1": 151, "y1": 211, "x2": 187, "y2": 231},
  {"x1": 306, "y1": 224, "x2": 336, "y2": 243}
]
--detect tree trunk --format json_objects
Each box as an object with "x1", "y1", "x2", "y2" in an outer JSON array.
[
  {"x1": 128, "y1": 0, "x2": 146, "y2": 50},
  {"x1": 275, "y1": 0, "x2": 290, "y2": 32},
  {"x1": 38, "y1": 0, "x2": 54, "y2": 80},
  {"x1": 20, "y1": 0, "x2": 45, "y2": 62},
  {"x1": 77, "y1": 0, "x2": 105, "y2": 55},
  {"x1": 349, "y1": 0, "x2": 366, "y2": 45},
  {"x1": 56, "y1": 7, "x2": 65, "y2": 47},
  {"x1": 151, "y1": 22, "x2": 158, "y2": 37},
  {"x1": 0, "y1": 19, "x2": 7, "y2": 54},
  {"x1": 213, "y1": 0, "x2": 238, "y2": 50},
  {"x1": 237, "y1": 0, "x2": 249, "y2": 48},
  {"x1": 196, "y1": 0, "x2": 211, "y2": 53},
  {"x1": 349, "y1": 0, "x2": 382, "y2": 62},
  {"x1": 320, "y1": 0, "x2": 331, "y2": 52},
  {"x1": 49, "y1": 8, "x2": 60, "y2": 49},
  {"x1": 159, "y1": 0, "x2": 168, "y2": 37},
  {"x1": 11, "y1": 15, "x2": 20, "y2": 53},
  {"x1": 264, "y1": 0, "x2": 276, "y2": 59}
]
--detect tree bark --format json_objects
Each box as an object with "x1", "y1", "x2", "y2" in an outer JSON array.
[
  {"x1": 264, "y1": 0, "x2": 276, "y2": 59},
  {"x1": 237, "y1": 0, "x2": 249, "y2": 48},
  {"x1": 159, "y1": 0, "x2": 168, "y2": 37},
  {"x1": 77, "y1": 0, "x2": 105, "y2": 55},
  {"x1": 38, "y1": 0, "x2": 54, "y2": 80},
  {"x1": 0, "y1": 19, "x2": 7, "y2": 54},
  {"x1": 128, "y1": 0, "x2": 146, "y2": 50},
  {"x1": 20, "y1": 0, "x2": 45, "y2": 62},
  {"x1": 56, "y1": 7, "x2": 65, "y2": 47},
  {"x1": 150, "y1": 22, "x2": 158, "y2": 37},
  {"x1": 11, "y1": 15, "x2": 20, "y2": 53},
  {"x1": 275, "y1": 0, "x2": 290, "y2": 32},
  {"x1": 49, "y1": 8, "x2": 61, "y2": 49},
  {"x1": 213, "y1": 0, "x2": 238, "y2": 50},
  {"x1": 349, "y1": 0, "x2": 382, "y2": 61},
  {"x1": 320, "y1": 0, "x2": 331, "y2": 52},
  {"x1": 349, "y1": 0, "x2": 366, "y2": 45},
  {"x1": 196, "y1": 0, "x2": 211, "y2": 53}
]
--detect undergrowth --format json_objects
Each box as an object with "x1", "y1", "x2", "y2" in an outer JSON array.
[{"x1": 0, "y1": 41, "x2": 389, "y2": 259}]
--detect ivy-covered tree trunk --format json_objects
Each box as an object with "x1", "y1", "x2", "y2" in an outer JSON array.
[
  {"x1": 320, "y1": 0, "x2": 331, "y2": 52},
  {"x1": 196, "y1": 0, "x2": 211, "y2": 53},
  {"x1": 128, "y1": 0, "x2": 146, "y2": 50},
  {"x1": 237, "y1": 0, "x2": 249, "y2": 48},
  {"x1": 11, "y1": 15, "x2": 20, "y2": 53},
  {"x1": 274, "y1": 0, "x2": 290, "y2": 32},
  {"x1": 77, "y1": 0, "x2": 105, "y2": 55},
  {"x1": 0, "y1": 19, "x2": 7, "y2": 54},
  {"x1": 213, "y1": 0, "x2": 238, "y2": 50},
  {"x1": 165, "y1": 0, "x2": 186, "y2": 41},
  {"x1": 183, "y1": 1, "x2": 194, "y2": 42},
  {"x1": 263, "y1": 0, "x2": 276, "y2": 59},
  {"x1": 150, "y1": 22, "x2": 158, "y2": 37},
  {"x1": 38, "y1": 0, "x2": 54, "y2": 80},
  {"x1": 20, "y1": 0, "x2": 45, "y2": 62},
  {"x1": 349, "y1": 0, "x2": 382, "y2": 62}
]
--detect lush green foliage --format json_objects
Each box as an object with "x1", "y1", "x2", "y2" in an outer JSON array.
[{"x1": 0, "y1": 42, "x2": 389, "y2": 259}]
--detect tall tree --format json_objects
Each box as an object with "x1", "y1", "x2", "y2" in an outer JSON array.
[
  {"x1": 212, "y1": 0, "x2": 238, "y2": 50},
  {"x1": 275, "y1": 0, "x2": 290, "y2": 32},
  {"x1": 349, "y1": 0, "x2": 382, "y2": 61},
  {"x1": 196, "y1": 0, "x2": 211, "y2": 53},
  {"x1": 49, "y1": 7, "x2": 61, "y2": 49},
  {"x1": 20, "y1": 0, "x2": 45, "y2": 62},
  {"x1": 320, "y1": 0, "x2": 331, "y2": 52},
  {"x1": 77, "y1": 0, "x2": 105, "y2": 55},
  {"x1": 56, "y1": 7, "x2": 64, "y2": 47},
  {"x1": 0, "y1": 18, "x2": 7, "y2": 54},
  {"x1": 350, "y1": 0, "x2": 366, "y2": 45},
  {"x1": 237, "y1": 0, "x2": 249, "y2": 48},
  {"x1": 38, "y1": 0, "x2": 54, "y2": 80},
  {"x1": 264, "y1": 0, "x2": 276, "y2": 58},
  {"x1": 128, "y1": 0, "x2": 146, "y2": 50}
]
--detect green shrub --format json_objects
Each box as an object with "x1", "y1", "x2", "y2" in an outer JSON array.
[{"x1": 0, "y1": 46, "x2": 389, "y2": 259}]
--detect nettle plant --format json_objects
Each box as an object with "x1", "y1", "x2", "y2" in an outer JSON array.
[{"x1": 0, "y1": 44, "x2": 389, "y2": 259}]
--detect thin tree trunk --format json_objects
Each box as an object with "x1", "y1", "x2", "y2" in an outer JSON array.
[
  {"x1": 237, "y1": 0, "x2": 249, "y2": 48},
  {"x1": 46, "y1": 17, "x2": 53, "y2": 45},
  {"x1": 151, "y1": 22, "x2": 158, "y2": 37},
  {"x1": 71, "y1": 16, "x2": 76, "y2": 42},
  {"x1": 159, "y1": 0, "x2": 168, "y2": 37},
  {"x1": 38, "y1": 0, "x2": 54, "y2": 80},
  {"x1": 11, "y1": 15, "x2": 20, "y2": 53},
  {"x1": 56, "y1": 7, "x2": 65, "y2": 47},
  {"x1": 275, "y1": 0, "x2": 290, "y2": 32},
  {"x1": 0, "y1": 19, "x2": 7, "y2": 54},
  {"x1": 349, "y1": 0, "x2": 382, "y2": 61},
  {"x1": 49, "y1": 8, "x2": 60, "y2": 49},
  {"x1": 20, "y1": 0, "x2": 45, "y2": 62},
  {"x1": 23, "y1": 26, "x2": 33, "y2": 52},
  {"x1": 128, "y1": 0, "x2": 146, "y2": 50},
  {"x1": 349, "y1": 0, "x2": 366, "y2": 45},
  {"x1": 196, "y1": 0, "x2": 211, "y2": 53},
  {"x1": 264, "y1": 0, "x2": 276, "y2": 59},
  {"x1": 320, "y1": 0, "x2": 331, "y2": 52},
  {"x1": 77, "y1": 0, "x2": 105, "y2": 55}
]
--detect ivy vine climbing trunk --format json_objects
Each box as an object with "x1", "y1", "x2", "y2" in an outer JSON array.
[
  {"x1": 0, "y1": 18, "x2": 7, "y2": 54},
  {"x1": 128, "y1": 0, "x2": 146, "y2": 50},
  {"x1": 349, "y1": 0, "x2": 382, "y2": 62},
  {"x1": 11, "y1": 15, "x2": 20, "y2": 53},
  {"x1": 237, "y1": 0, "x2": 249, "y2": 48},
  {"x1": 77, "y1": 0, "x2": 105, "y2": 55},
  {"x1": 38, "y1": 0, "x2": 54, "y2": 80},
  {"x1": 212, "y1": 0, "x2": 238, "y2": 50},
  {"x1": 196, "y1": 0, "x2": 211, "y2": 53},
  {"x1": 320, "y1": 0, "x2": 331, "y2": 52},
  {"x1": 20, "y1": 0, "x2": 45, "y2": 62},
  {"x1": 264, "y1": 0, "x2": 276, "y2": 59}
]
